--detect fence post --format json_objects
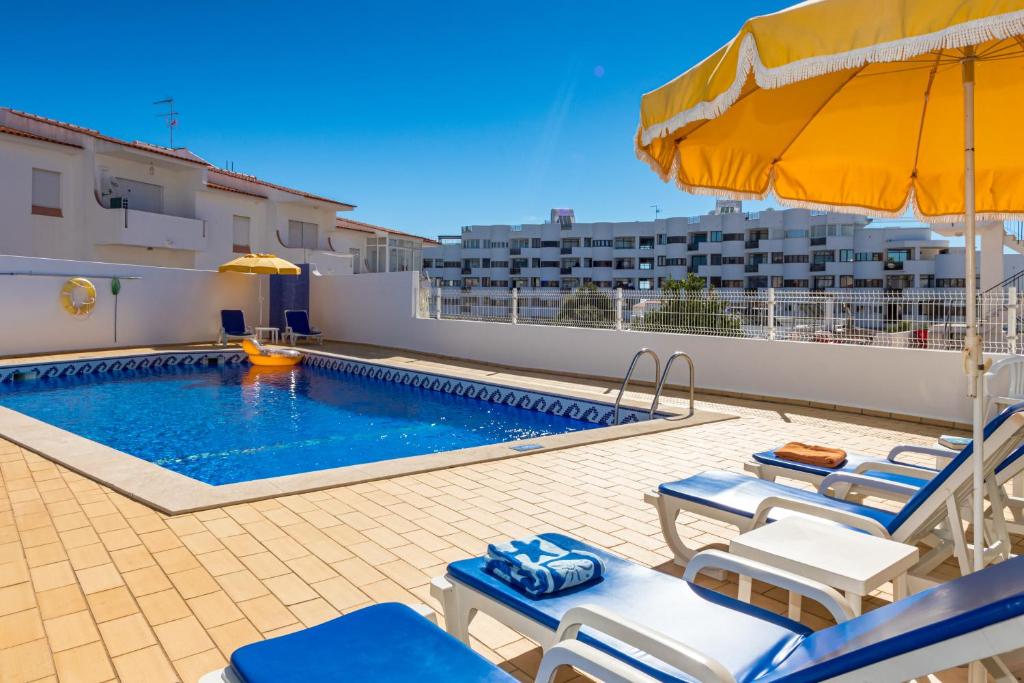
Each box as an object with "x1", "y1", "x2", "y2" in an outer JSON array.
[
  {"x1": 767, "y1": 287, "x2": 776, "y2": 340},
  {"x1": 1009, "y1": 287, "x2": 1018, "y2": 355},
  {"x1": 511, "y1": 288, "x2": 518, "y2": 325},
  {"x1": 615, "y1": 288, "x2": 624, "y2": 331},
  {"x1": 434, "y1": 286, "x2": 442, "y2": 320}
]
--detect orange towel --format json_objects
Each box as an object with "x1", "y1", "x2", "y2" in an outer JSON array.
[{"x1": 774, "y1": 442, "x2": 847, "y2": 468}]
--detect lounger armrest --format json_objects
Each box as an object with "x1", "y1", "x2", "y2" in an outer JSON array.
[
  {"x1": 683, "y1": 550, "x2": 855, "y2": 623},
  {"x1": 851, "y1": 460, "x2": 937, "y2": 481},
  {"x1": 536, "y1": 640, "x2": 663, "y2": 683},
  {"x1": 887, "y1": 445, "x2": 957, "y2": 463},
  {"x1": 553, "y1": 605, "x2": 737, "y2": 683},
  {"x1": 818, "y1": 472, "x2": 921, "y2": 501},
  {"x1": 751, "y1": 496, "x2": 891, "y2": 538}
]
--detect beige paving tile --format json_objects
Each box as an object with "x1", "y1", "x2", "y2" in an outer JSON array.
[
  {"x1": 236, "y1": 594, "x2": 298, "y2": 632},
  {"x1": 0, "y1": 581, "x2": 35, "y2": 616},
  {"x1": 187, "y1": 591, "x2": 244, "y2": 629},
  {"x1": 75, "y1": 563, "x2": 125, "y2": 594},
  {"x1": 0, "y1": 608, "x2": 46, "y2": 649},
  {"x1": 0, "y1": 638, "x2": 55, "y2": 682},
  {"x1": 111, "y1": 644, "x2": 178, "y2": 683},
  {"x1": 136, "y1": 588, "x2": 192, "y2": 626},
  {"x1": 86, "y1": 586, "x2": 139, "y2": 623},
  {"x1": 29, "y1": 560, "x2": 76, "y2": 592},
  {"x1": 172, "y1": 647, "x2": 226, "y2": 683},
  {"x1": 207, "y1": 618, "x2": 261, "y2": 658},
  {"x1": 52, "y1": 640, "x2": 115, "y2": 683},
  {"x1": 153, "y1": 615, "x2": 215, "y2": 660},
  {"x1": 35, "y1": 583, "x2": 87, "y2": 620},
  {"x1": 97, "y1": 612, "x2": 157, "y2": 657},
  {"x1": 43, "y1": 609, "x2": 101, "y2": 652}
]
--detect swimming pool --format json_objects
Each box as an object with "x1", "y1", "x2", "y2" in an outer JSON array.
[{"x1": 0, "y1": 358, "x2": 615, "y2": 485}]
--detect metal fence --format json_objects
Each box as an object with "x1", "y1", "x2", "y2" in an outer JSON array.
[{"x1": 419, "y1": 286, "x2": 1023, "y2": 353}]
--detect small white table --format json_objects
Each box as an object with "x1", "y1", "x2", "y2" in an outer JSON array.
[
  {"x1": 254, "y1": 326, "x2": 279, "y2": 344},
  {"x1": 729, "y1": 517, "x2": 919, "y2": 618}
]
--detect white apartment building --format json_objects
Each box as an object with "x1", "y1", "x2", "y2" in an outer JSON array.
[
  {"x1": 0, "y1": 108, "x2": 434, "y2": 274},
  {"x1": 425, "y1": 201, "x2": 1024, "y2": 290}
]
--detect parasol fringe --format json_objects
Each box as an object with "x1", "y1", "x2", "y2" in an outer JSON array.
[{"x1": 639, "y1": 9, "x2": 1024, "y2": 148}]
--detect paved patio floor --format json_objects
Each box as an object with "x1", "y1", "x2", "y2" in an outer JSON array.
[{"x1": 0, "y1": 343, "x2": 1013, "y2": 682}]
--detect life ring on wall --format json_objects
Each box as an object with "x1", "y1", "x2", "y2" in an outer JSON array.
[{"x1": 60, "y1": 278, "x2": 97, "y2": 318}]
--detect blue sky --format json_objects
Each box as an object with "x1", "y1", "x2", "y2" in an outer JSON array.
[{"x1": 2, "y1": 0, "x2": 922, "y2": 239}]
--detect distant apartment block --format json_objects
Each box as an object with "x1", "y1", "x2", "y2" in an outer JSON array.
[
  {"x1": 0, "y1": 108, "x2": 435, "y2": 274},
  {"x1": 424, "y1": 201, "x2": 1015, "y2": 290}
]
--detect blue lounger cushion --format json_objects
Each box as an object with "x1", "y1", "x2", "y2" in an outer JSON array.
[
  {"x1": 285, "y1": 310, "x2": 320, "y2": 336},
  {"x1": 230, "y1": 602, "x2": 514, "y2": 683},
  {"x1": 221, "y1": 309, "x2": 248, "y2": 336},
  {"x1": 752, "y1": 449, "x2": 933, "y2": 487},
  {"x1": 756, "y1": 554, "x2": 1024, "y2": 682},
  {"x1": 449, "y1": 533, "x2": 810, "y2": 683},
  {"x1": 658, "y1": 472, "x2": 897, "y2": 529}
]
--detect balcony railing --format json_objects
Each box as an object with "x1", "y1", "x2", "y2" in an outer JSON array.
[
  {"x1": 810, "y1": 263, "x2": 827, "y2": 272},
  {"x1": 509, "y1": 247, "x2": 522, "y2": 255},
  {"x1": 560, "y1": 267, "x2": 573, "y2": 275},
  {"x1": 745, "y1": 239, "x2": 761, "y2": 249},
  {"x1": 510, "y1": 267, "x2": 521, "y2": 275},
  {"x1": 461, "y1": 268, "x2": 472, "y2": 275},
  {"x1": 810, "y1": 237, "x2": 827, "y2": 246},
  {"x1": 92, "y1": 207, "x2": 207, "y2": 252},
  {"x1": 560, "y1": 247, "x2": 573, "y2": 254},
  {"x1": 885, "y1": 260, "x2": 905, "y2": 270},
  {"x1": 687, "y1": 243, "x2": 700, "y2": 251},
  {"x1": 745, "y1": 264, "x2": 760, "y2": 273}
]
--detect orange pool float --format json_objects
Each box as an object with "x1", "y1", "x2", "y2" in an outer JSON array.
[{"x1": 241, "y1": 338, "x2": 302, "y2": 367}]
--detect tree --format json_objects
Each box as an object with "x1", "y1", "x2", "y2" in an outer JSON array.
[
  {"x1": 556, "y1": 283, "x2": 615, "y2": 328},
  {"x1": 633, "y1": 274, "x2": 742, "y2": 336}
]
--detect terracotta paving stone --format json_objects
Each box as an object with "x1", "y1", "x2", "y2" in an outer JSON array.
[
  {"x1": 52, "y1": 640, "x2": 115, "y2": 683},
  {"x1": 0, "y1": 347, "x2": 1016, "y2": 682}
]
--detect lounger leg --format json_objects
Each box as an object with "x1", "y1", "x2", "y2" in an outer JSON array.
[
  {"x1": 980, "y1": 655, "x2": 1016, "y2": 683},
  {"x1": 646, "y1": 492, "x2": 701, "y2": 568},
  {"x1": 430, "y1": 576, "x2": 476, "y2": 644}
]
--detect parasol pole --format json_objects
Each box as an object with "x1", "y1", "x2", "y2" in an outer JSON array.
[{"x1": 962, "y1": 47, "x2": 985, "y2": 576}]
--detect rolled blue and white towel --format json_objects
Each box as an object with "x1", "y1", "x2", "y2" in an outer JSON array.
[{"x1": 484, "y1": 536, "x2": 606, "y2": 597}]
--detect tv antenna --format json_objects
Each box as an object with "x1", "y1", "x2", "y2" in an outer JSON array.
[
  {"x1": 153, "y1": 98, "x2": 179, "y2": 147},
  {"x1": 650, "y1": 204, "x2": 661, "y2": 221}
]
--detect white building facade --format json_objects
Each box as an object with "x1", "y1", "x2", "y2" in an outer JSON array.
[
  {"x1": 0, "y1": 108, "x2": 434, "y2": 275},
  {"x1": 424, "y1": 201, "x2": 1024, "y2": 290}
]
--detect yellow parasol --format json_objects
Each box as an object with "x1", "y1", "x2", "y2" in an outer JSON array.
[
  {"x1": 218, "y1": 254, "x2": 302, "y2": 276},
  {"x1": 218, "y1": 254, "x2": 301, "y2": 325},
  {"x1": 637, "y1": 0, "x2": 1024, "y2": 576}
]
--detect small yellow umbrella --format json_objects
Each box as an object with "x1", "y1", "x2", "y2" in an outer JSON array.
[
  {"x1": 637, "y1": 0, "x2": 1024, "y2": 576},
  {"x1": 218, "y1": 254, "x2": 302, "y2": 276},
  {"x1": 218, "y1": 254, "x2": 301, "y2": 325}
]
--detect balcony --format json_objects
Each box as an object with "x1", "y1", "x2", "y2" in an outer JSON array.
[
  {"x1": 885, "y1": 260, "x2": 905, "y2": 270},
  {"x1": 509, "y1": 267, "x2": 521, "y2": 275},
  {"x1": 92, "y1": 207, "x2": 208, "y2": 252},
  {"x1": 745, "y1": 264, "x2": 760, "y2": 273},
  {"x1": 745, "y1": 240, "x2": 760, "y2": 249},
  {"x1": 687, "y1": 243, "x2": 701, "y2": 251},
  {"x1": 810, "y1": 263, "x2": 827, "y2": 272},
  {"x1": 560, "y1": 267, "x2": 573, "y2": 275},
  {"x1": 810, "y1": 237, "x2": 827, "y2": 246},
  {"x1": 560, "y1": 247, "x2": 573, "y2": 255},
  {"x1": 509, "y1": 247, "x2": 522, "y2": 256},
  {"x1": 461, "y1": 268, "x2": 472, "y2": 275}
]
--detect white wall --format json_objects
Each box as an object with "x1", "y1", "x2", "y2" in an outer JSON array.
[
  {"x1": 0, "y1": 255, "x2": 258, "y2": 356},
  {"x1": 311, "y1": 271, "x2": 980, "y2": 423}
]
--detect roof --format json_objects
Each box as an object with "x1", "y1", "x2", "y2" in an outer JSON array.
[
  {"x1": 205, "y1": 181, "x2": 268, "y2": 200},
  {"x1": 335, "y1": 217, "x2": 439, "y2": 245},
  {"x1": 210, "y1": 167, "x2": 354, "y2": 209},
  {"x1": 1, "y1": 108, "x2": 355, "y2": 208},
  {"x1": 0, "y1": 125, "x2": 82, "y2": 149}
]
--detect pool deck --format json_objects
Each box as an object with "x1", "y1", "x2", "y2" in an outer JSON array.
[{"x1": 0, "y1": 342, "x2": 1015, "y2": 682}]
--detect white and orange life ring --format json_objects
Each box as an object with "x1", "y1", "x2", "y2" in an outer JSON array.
[{"x1": 60, "y1": 278, "x2": 97, "y2": 318}]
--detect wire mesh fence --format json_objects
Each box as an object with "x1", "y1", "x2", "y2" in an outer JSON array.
[{"x1": 419, "y1": 286, "x2": 1023, "y2": 353}]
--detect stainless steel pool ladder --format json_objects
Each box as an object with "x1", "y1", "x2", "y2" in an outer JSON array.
[{"x1": 613, "y1": 349, "x2": 696, "y2": 424}]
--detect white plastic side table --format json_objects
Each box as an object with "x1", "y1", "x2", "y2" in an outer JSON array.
[
  {"x1": 254, "y1": 326, "x2": 279, "y2": 344},
  {"x1": 729, "y1": 516, "x2": 919, "y2": 618}
]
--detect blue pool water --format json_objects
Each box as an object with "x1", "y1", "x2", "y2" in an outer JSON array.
[{"x1": 0, "y1": 363, "x2": 601, "y2": 485}]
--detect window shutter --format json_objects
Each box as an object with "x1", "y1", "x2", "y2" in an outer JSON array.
[{"x1": 32, "y1": 169, "x2": 61, "y2": 209}]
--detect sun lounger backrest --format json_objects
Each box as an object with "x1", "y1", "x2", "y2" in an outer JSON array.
[
  {"x1": 221, "y1": 309, "x2": 247, "y2": 335},
  {"x1": 284, "y1": 309, "x2": 311, "y2": 334},
  {"x1": 755, "y1": 555, "x2": 1024, "y2": 682},
  {"x1": 887, "y1": 402, "x2": 1024, "y2": 537}
]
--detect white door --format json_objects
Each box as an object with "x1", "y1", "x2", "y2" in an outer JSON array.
[{"x1": 116, "y1": 178, "x2": 163, "y2": 213}]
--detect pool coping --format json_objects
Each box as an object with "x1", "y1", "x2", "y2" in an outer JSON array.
[{"x1": 0, "y1": 348, "x2": 735, "y2": 514}]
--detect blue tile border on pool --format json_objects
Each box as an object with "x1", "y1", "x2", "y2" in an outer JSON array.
[
  {"x1": 0, "y1": 349, "x2": 653, "y2": 426},
  {"x1": 300, "y1": 351, "x2": 651, "y2": 425}
]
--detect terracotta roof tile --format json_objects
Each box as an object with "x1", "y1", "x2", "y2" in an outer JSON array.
[
  {"x1": 0, "y1": 125, "x2": 82, "y2": 149},
  {"x1": 335, "y1": 217, "x2": 438, "y2": 244}
]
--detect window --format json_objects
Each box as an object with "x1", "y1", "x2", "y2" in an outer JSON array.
[
  {"x1": 784, "y1": 254, "x2": 809, "y2": 263},
  {"x1": 462, "y1": 239, "x2": 481, "y2": 249},
  {"x1": 666, "y1": 257, "x2": 685, "y2": 266},
  {"x1": 839, "y1": 249, "x2": 854, "y2": 262},
  {"x1": 723, "y1": 233, "x2": 744, "y2": 241},
  {"x1": 287, "y1": 220, "x2": 319, "y2": 249},
  {"x1": 656, "y1": 234, "x2": 665, "y2": 245},
  {"x1": 812, "y1": 250, "x2": 835, "y2": 264},
  {"x1": 771, "y1": 276, "x2": 784, "y2": 288},
  {"x1": 710, "y1": 253, "x2": 722, "y2": 266},
  {"x1": 855, "y1": 252, "x2": 882, "y2": 261},
  {"x1": 887, "y1": 249, "x2": 912, "y2": 262},
  {"x1": 639, "y1": 236, "x2": 655, "y2": 250},
  {"x1": 710, "y1": 231, "x2": 722, "y2": 242},
  {"x1": 771, "y1": 252, "x2": 784, "y2": 264},
  {"x1": 639, "y1": 258, "x2": 654, "y2": 270},
  {"x1": 723, "y1": 256, "x2": 744, "y2": 264},
  {"x1": 557, "y1": 214, "x2": 574, "y2": 229},
  {"x1": 232, "y1": 215, "x2": 251, "y2": 253},
  {"x1": 592, "y1": 239, "x2": 613, "y2": 247},
  {"x1": 920, "y1": 274, "x2": 935, "y2": 288},
  {"x1": 691, "y1": 255, "x2": 707, "y2": 267},
  {"x1": 614, "y1": 237, "x2": 635, "y2": 249},
  {"x1": 656, "y1": 256, "x2": 666, "y2": 266},
  {"x1": 813, "y1": 275, "x2": 835, "y2": 288},
  {"x1": 31, "y1": 169, "x2": 61, "y2": 216},
  {"x1": 638, "y1": 278, "x2": 653, "y2": 290},
  {"x1": 784, "y1": 230, "x2": 808, "y2": 238},
  {"x1": 810, "y1": 224, "x2": 828, "y2": 238},
  {"x1": 839, "y1": 275, "x2": 855, "y2": 288}
]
